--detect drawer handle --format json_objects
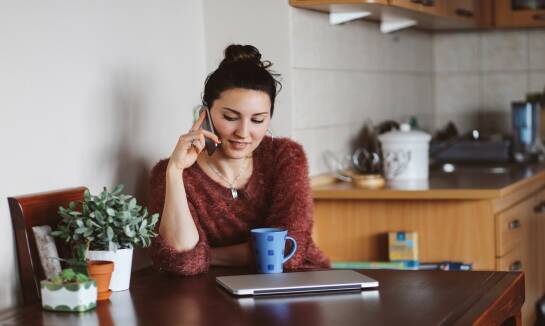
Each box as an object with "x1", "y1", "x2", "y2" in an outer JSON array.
[
  {"x1": 509, "y1": 260, "x2": 522, "y2": 271},
  {"x1": 420, "y1": 0, "x2": 435, "y2": 6},
  {"x1": 455, "y1": 9, "x2": 474, "y2": 18},
  {"x1": 533, "y1": 14, "x2": 545, "y2": 21},
  {"x1": 535, "y1": 201, "x2": 545, "y2": 214},
  {"x1": 508, "y1": 219, "x2": 521, "y2": 229}
]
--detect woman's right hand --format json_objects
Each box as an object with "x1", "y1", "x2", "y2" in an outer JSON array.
[{"x1": 168, "y1": 110, "x2": 221, "y2": 171}]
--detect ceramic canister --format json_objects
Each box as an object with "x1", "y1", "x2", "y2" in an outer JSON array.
[{"x1": 378, "y1": 124, "x2": 431, "y2": 180}]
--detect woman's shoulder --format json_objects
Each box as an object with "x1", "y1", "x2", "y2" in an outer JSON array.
[
  {"x1": 150, "y1": 159, "x2": 169, "y2": 182},
  {"x1": 150, "y1": 158, "x2": 201, "y2": 182}
]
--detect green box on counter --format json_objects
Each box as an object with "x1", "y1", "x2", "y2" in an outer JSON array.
[{"x1": 388, "y1": 231, "x2": 418, "y2": 262}]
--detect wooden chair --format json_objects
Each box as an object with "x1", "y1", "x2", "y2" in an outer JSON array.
[{"x1": 8, "y1": 187, "x2": 87, "y2": 305}]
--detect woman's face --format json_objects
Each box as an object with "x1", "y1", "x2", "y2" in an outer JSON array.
[{"x1": 209, "y1": 88, "x2": 271, "y2": 159}]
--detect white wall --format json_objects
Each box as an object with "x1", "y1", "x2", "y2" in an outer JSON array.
[
  {"x1": 202, "y1": 0, "x2": 293, "y2": 138},
  {"x1": 0, "y1": 0, "x2": 206, "y2": 310}
]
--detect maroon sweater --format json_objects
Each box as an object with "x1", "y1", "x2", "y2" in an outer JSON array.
[{"x1": 148, "y1": 136, "x2": 330, "y2": 276}]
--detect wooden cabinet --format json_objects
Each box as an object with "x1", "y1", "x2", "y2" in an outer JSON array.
[
  {"x1": 494, "y1": 195, "x2": 539, "y2": 324},
  {"x1": 534, "y1": 188, "x2": 545, "y2": 302},
  {"x1": 312, "y1": 183, "x2": 545, "y2": 325},
  {"x1": 312, "y1": 199, "x2": 496, "y2": 269},
  {"x1": 496, "y1": 0, "x2": 545, "y2": 27},
  {"x1": 390, "y1": 0, "x2": 447, "y2": 16},
  {"x1": 290, "y1": 0, "x2": 545, "y2": 28},
  {"x1": 445, "y1": 0, "x2": 482, "y2": 24},
  {"x1": 289, "y1": 0, "x2": 484, "y2": 30}
]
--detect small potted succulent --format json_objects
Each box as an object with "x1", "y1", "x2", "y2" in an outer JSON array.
[
  {"x1": 52, "y1": 184, "x2": 159, "y2": 292},
  {"x1": 41, "y1": 268, "x2": 97, "y2": 312}
]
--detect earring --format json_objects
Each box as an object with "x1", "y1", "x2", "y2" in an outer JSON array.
[{"x1": 267, "y1": 128, "x2": 274, "y2": 141}]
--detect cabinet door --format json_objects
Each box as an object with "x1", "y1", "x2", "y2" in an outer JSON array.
[
  {"x1": 495, "y1": 201, "x2": 525, "y2": 256},
  {"x1": 523, "y1": 200, "x2": 539, "y2": 326},
  {"x1": 390, "y1": 0, "x2": 422, "y2": 11},
  {"x1": 496, "y1": 0, "x2": 545, "y2": 27},
  {"x1": 389, "y1": 0, "x2": 447, "y2": 16},
  {"x1": 446, "y1": 0, "x2": 481, "y2": 24},
  {"x1": 496, "y1": 199, "x2": 538, "y2": 326},
  {"x1": 495, "y1": 194, "x2": 540, "y2": 325},
  {"x1": 534, "y1": 188, "x2": 545, "y2": 302}
]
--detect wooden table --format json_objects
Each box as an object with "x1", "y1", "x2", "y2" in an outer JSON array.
[{"x1": 0, "y1": 268, "x2": 524, "y2": 325}]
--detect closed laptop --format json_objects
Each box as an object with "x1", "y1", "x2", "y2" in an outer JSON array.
[{"x1": 216, "y1": 270, "x2": 379, "y2": 296}]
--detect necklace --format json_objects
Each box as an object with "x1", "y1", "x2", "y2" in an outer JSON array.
[{"x1": 206, "y1": 157, "x2": 251, "y2": 199}]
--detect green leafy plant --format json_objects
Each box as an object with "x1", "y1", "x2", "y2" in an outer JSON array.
[
  {"x1": 51, "y1": 184, "x2": 159, "y2": 258},
  {"x1": 49, "y1": 268, "x2": 89, "y2": 285}
]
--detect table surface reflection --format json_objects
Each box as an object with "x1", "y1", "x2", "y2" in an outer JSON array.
[{"x1": 0, "y1": 267, "x2": 524, "y2": 325}]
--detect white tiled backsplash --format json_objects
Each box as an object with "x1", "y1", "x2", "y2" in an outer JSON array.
[
  {"x1": 434, "y1": 29, "x2": 545, "y2": 138},
  {"x1": 288, "y1": 8, "x2": 545, "y2": 175},
  {"x1": 290, "y1": 9, "x2": 434, "y2": 175}
]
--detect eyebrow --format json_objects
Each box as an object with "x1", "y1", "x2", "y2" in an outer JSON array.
[{"x1": 222, "y1": 107, "x2": 269, "y2": 116}]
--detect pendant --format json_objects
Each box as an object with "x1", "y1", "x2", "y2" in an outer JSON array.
[{"x1": 231, "y1": 188, "x2": 238, "y2": 199}]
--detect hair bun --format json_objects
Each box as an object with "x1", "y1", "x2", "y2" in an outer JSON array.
[{"x1": 221, "y1": 44, "x2": 269, "y2": 68}]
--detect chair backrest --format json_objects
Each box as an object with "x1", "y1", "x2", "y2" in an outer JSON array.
[{"x1": 8, "y1": 187, "x2": 87, "y2": 305}]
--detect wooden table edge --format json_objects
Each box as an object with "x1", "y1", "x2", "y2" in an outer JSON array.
[{"x1": 457, "y1": 271, "x2": 525, "y2": 325}]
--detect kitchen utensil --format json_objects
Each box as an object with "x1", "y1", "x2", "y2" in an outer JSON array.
[
  {"x1": 511, "y1": 101, "x2": 543, "y2": 162},
  {"x1": 323, "y1": 150, "x2": 353, "y2": 182},
  {"x1": 352, "y1": 148, "x2": 381, "y2": 174}
]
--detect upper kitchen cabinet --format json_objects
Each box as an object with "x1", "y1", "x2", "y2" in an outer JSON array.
[
  {"x1": 389, "y1": 0, "x2": 447, "y2": 17},
  {"x1": 445, "y1": 0, "x2": 490, "y2": 26},
  {"x1": 496, "y1": 0, "x2": 545, "y2": 27},
  {"x1": 289, "y1": 0, "x2": 488, "y2": 30}
]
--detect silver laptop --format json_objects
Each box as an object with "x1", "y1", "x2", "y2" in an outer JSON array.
[{"x1": 216, "y1": 270, "x2": 379, "y2": 296}]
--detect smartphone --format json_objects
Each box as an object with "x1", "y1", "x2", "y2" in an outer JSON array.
[{"x1": 199, "y1": 106, "x2": 218, "y2": 156}]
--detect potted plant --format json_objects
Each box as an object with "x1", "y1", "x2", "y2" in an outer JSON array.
[
  {"x1": 87, "y1": 260, "x2": 114, "y2": 301},
  {"x1": 41, "y1": 268, "x2": 97, "y2": 312},
  {"x1": 52, "y1": 184, "x2": 159, "y2": 291}
]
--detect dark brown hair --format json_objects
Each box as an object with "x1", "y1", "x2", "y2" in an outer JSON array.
[{"x1": 202, "y1": 44, "x2": 282, "y2": 117}]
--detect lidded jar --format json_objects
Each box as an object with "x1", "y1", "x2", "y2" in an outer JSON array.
[{"x1": 377, "y1": 123, "x2": 431, "y2": 180}]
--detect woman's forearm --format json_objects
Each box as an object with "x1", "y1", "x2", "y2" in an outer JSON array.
[
  {"x1": 158, "y1": 162, "x2": 200, "y2": 251},
  {"x1": 210, "y1": 242, "x2": 251, "y2": 266}
]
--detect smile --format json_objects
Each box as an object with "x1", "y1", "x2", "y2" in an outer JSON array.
[{"x1": 229, "y1": 140, "x2": 251, "y2": 149}]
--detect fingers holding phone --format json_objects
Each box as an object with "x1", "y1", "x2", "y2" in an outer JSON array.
[
  {"x1": 198, "y1": 106, "x2": 220, "y2": 156},
  {"x1": 169, "y1": 108, "x2": 221, "y2": 171}
]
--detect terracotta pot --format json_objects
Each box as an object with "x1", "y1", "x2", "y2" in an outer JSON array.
[
  {"x1": 87, "y1": 260, "x2": 114, "y2": 301},
  {"x1": 86, "y1": 248, "x2": 133, "y2": 291}
]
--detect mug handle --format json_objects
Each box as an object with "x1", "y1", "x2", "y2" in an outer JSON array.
[{"x1": 283, "y1": 236, "x2": 297, "y2": 263}]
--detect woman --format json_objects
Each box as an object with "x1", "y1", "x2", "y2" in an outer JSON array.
[{"x1": 149, "y1": 44, "x2": 330, "y2": 275}]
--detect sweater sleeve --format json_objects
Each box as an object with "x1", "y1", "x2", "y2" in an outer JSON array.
[
  {"x1": 148, "y1": 160, "x2": 210, "y2": 276},
  {"x1": 263, "y1": 140, "x2": 320, "y2": 270}
]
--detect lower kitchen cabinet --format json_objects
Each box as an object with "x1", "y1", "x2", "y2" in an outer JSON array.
[{"x1": 312, "y1": 184, "x2": 545, "y2": 325}]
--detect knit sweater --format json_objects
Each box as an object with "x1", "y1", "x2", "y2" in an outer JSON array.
[{"x1": 148, "y1": 136, "x2": 330, "y2": 276}]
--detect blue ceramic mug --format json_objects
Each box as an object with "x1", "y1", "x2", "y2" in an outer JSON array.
[{"x1": 250, "y1": 228, "x2": 297, "y2": 273}]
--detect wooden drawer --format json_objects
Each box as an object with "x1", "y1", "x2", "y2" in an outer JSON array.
[
  {"x1": 496, "y1": 246, "x2": 524, "y2": 272},
  {"x1": 495, "y1": 201, "x2": 528, "y2": 256}
]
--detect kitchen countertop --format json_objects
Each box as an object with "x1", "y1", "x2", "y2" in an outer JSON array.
[{"x1": 312, "y1": 162, "x2": 545, "y2": 200}]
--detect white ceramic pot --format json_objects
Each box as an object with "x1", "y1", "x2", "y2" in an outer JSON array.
[
  {"x1": 40, "y1": 280, "x2": 97, "y2": 312},
  {"x1": 86, "y1": 248, "x2": 133, "y2": 291},
  {"x1": 378, "y1": 124, "x2": 431, "y2": 180}
]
